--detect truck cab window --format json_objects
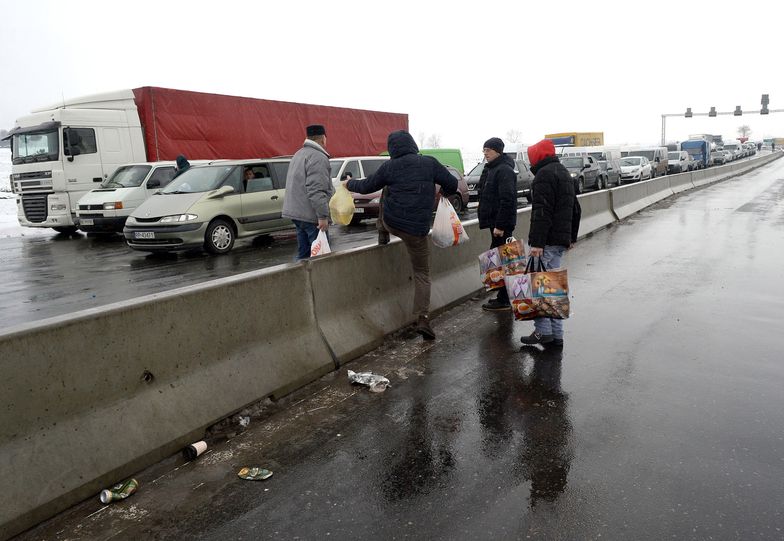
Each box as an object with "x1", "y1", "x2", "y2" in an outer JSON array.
[{"x1": 63, "y1": 128, "x2": 97, "y2": 156}]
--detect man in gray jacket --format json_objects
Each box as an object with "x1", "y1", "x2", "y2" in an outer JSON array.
[{"x1": 282, "y1": 124, "x2": 334, "y2": 260}]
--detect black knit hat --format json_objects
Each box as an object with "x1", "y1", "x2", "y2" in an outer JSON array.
[
  {"x1": 483, "y1": 137, "x2": 504, "y2": 154},
  {"x1": 306, "y1": 124, "x2": 326, "y2": 136}
]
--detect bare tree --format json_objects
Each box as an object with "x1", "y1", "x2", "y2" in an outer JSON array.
[
  {"x1": 425, "y1": 133, "x2": 441, "y2": 148},
  {"x1": 737, "y1": 125, "x2": 751, "y2": 139},
  {"x1": 506, "y1": 129, "x2": 523, "y2": 143},
  {"x1": 418, "y1": 132, "x2": 427, "y2": 148}
]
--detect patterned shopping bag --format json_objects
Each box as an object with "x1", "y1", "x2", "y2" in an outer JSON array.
[
  {"x1": 478, "y1": 237, "x2": 528, "y2": 291},
  {"x1": 506, "y1": 258, "x2": 570, "y2": 320}
]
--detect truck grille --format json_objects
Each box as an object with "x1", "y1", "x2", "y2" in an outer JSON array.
[
  {"x1": 22, "y1": 195, "x2": 49, "y2": 223},
  {"x1": 79, "y1": 204, "x2": 104, "y2": 210},
  {"x1": 13, "y1": 171, "x2": 54, "y2": 194}
]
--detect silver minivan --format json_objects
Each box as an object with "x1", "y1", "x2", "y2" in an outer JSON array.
[{"x1": 123, "y1": 159, "x2": 292, "y2": 254}]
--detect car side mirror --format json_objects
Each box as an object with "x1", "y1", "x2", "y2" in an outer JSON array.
[
  {"x1": 582, "y1": 164, "x2": 590, "y2": 170},
  {"x1": 147, "y1": 179, "x2": 161, "y2": 189},
  {"x1": 208, "y1": 185, "x2": 235, "y2": 199}
]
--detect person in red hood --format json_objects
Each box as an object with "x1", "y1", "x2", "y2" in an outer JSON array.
[{"x1": 521, "y1": 139, "x2": 581, "y2": 348}]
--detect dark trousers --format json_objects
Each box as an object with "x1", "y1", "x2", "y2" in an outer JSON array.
[
  {"x1": 383, "y1": 218, "x2": 430, "y2": 317},
  {"x1": 491, "y1": 231, "x2": 512, "y2": 304}
]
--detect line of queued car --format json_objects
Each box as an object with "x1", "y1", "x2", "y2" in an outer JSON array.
[{"x1": 74, "y1": 152, "x2": 472, "y2": 255}]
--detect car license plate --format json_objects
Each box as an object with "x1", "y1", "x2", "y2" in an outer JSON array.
[
  {"x1": 80, "y1": 218, "x2": 94, "y2": 226},
  {"x1": 354, "y1": 208, "x2": 365, "y2": 214},
  {"x1": 134, "y1": 231, "x2": 155, "y2": 239},
  {"x1": 469, "y1": 190, "x2": 478, "y2": 196}
]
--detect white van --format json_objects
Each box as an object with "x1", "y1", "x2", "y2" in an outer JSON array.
[
  {"x1": 76, "y1": 161, "x2": 205, "y2": 233},
  {"x1": 722, "y1": 142, "x2": 743, "y2": 161},
  {"x1": 329, "y1": 156, "x2": 389, "y2": 190}
]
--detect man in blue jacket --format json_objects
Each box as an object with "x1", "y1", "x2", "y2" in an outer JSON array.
[{"x1": 347, "y1": 130, "x2": 458, "y2": 340}]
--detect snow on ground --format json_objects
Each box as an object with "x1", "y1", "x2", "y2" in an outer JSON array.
[{"x1": 0, "y1": 148, "x2": 11, "y2": 195}]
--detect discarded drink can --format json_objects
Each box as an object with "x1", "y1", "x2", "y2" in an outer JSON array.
[
  {"x1": 182, "y1": 440, "x2": 208, "y2": 460},
  {"x1": 99, "y1": 478, "x2": 139, "y2": 504},
  {"x1": 237, "y1": 467, "x2": 273, "y2": 481}
]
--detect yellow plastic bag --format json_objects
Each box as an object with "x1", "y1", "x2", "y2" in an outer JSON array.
[{"x1": 329, "y1": 185, "x2": 355, "y2": 226}]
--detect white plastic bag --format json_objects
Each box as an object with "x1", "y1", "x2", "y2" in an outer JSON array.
[
  {"x1": 432, "y1": 196, "x2": 469, "y2": 248},
  {"x1": 329, "y1": 185, "x2": 355, "y2": 225},
  {"x1": 310, "y1": 230, "x2": 331, "y2": 257}
]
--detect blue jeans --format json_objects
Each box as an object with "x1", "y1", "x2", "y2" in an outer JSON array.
[
  {"x1": 292, "y1": 220, "x2": 321, "y2": 261},
  {"x1": 534, "y1": 245, "x2": 567, "y2": 339}
]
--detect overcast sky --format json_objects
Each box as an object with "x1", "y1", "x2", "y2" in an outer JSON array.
[{"x1": 1, "y1": 0, "x2": 782, "y2": 162}]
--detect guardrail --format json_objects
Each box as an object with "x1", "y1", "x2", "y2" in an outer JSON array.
[{"x1": 0, "y1": 151, "x2": 781, "y2": 540}]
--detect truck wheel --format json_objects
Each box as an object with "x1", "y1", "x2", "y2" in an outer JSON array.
[
  {"x1": 53, "y1": 226, "x2": 78, "y2": 235},
  {"x1": 204, "y1": 219, "x2": 235, "y2": 254}
]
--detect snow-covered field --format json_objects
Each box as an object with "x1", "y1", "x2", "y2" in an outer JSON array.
[{"x1": 0, "y1": 148, "x2": 11, "y2": 194}]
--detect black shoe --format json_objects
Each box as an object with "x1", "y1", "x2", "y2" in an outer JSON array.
[
  {"x1": 548, "y1": 338, "x2": 564, "y2": 348},
  {"x1": 482, "y1": 298, "x2": 511, "y2": 312},
  {"x1": 520, "y1": 331, "x2": 554, "y2": 345},
  {"x1": 378, "y1": 231, "x2": 390, "y2": 245},
  {"x1": 415, "y1": 315, "x2": 435, "y2": 340}
]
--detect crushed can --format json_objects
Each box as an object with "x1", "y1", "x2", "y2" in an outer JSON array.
[
  {"x1": 237, "y1": 467, "x2": 273, "y2": 481},
  {"x1": 99, "y1": 478, "x2": 139, "y2": 504}
]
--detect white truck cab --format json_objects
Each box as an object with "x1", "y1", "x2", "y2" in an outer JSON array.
[{"x1": 6, "y1": 90, "x2": 145, "y2": 233}]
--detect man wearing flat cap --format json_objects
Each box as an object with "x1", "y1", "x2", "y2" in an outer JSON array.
[
  {"x1": 283, "y1": 124, "x2": 334, "y2": 260},
  {"x1": 478, "y1": 137, "x2": 517, "y2": 311}
]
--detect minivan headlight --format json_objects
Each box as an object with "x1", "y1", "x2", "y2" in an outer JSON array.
[
  {"x1": 103, "y1": 201, "x2": 123, "y2": 210},
  {"x1": 160, "y1": 214, "x2": 198, "y2": 223}
]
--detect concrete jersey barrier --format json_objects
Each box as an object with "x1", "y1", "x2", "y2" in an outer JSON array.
[
  {"x1": 576, "y1": 190, "x2": 617, "y2": 238},
  {"x1": 0, "y1": 264, "x2": 336, "y2": 540},
  {"x1": 668, "y1": 171, "x2": 694, "y2": 193},
  {"x1": 645, "y1": 176, "x2": 673, "y2": 205}
]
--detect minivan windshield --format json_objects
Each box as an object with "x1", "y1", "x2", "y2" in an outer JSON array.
[
  {"x1": 668, "y1": 152, "x2": 680, "y2": 160},
  {"x1": 12, "y1": 130, "x2": 59, "y2": 164},
  {"x1": 161, "y1": 165, "x2": 236, "y2": 194},
  {"x1": 561, "y1": 157, "x2": 584, "y2": 169},
  {"x1": 102, "y1": 165, "x2": 152, "y2": 188},
  {"x1": 621, "y1": 157, "x2": 643, "y2": 166}
]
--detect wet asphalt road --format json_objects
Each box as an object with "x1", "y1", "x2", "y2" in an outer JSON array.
[
  {"x1": 0, "y1": 208, "x2": 474, "y2": 330},
  {"x1": 18, "y1": 158, "x2": 784, "y2": 540}
]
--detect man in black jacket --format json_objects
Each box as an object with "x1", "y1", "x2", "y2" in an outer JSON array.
[
  {"x1": 521, "y1": 139, "x2": 581, "y2": 348},
  {"x1": 347, "y1": 130, "x2": 458, "y2": 340},
  {"x1": 478, "y1": 137, "x2": 517, "y2": 311}
]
